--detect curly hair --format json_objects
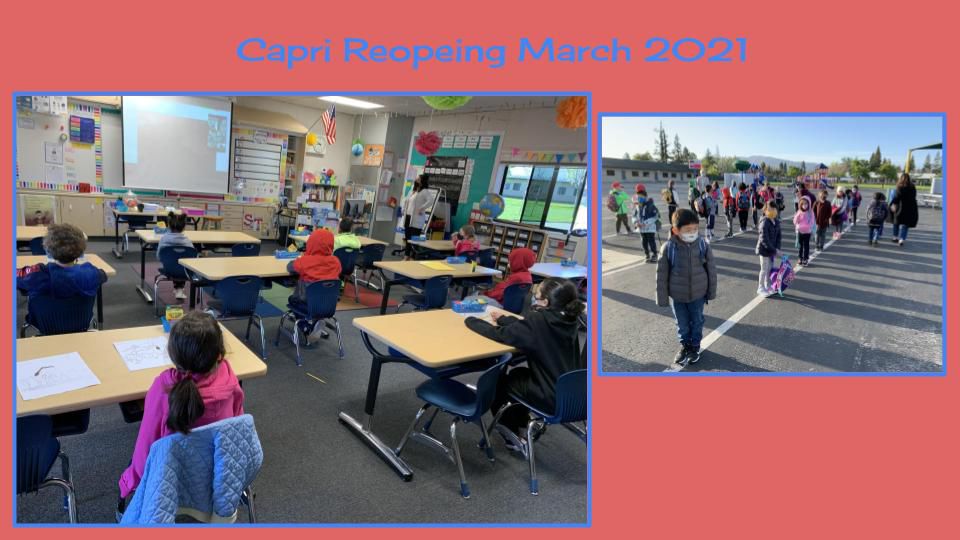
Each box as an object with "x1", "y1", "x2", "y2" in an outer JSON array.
[{"x1": 43, "y1": 223, "x2": 87, "y2": 264}]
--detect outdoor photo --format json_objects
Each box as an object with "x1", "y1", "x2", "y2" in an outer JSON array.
[{"x1": 600, "y1": 114, "x2": 944, "y2": 373}]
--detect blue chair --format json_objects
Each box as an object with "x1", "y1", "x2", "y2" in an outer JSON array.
[
  {"x1": 394, "y1": 354, "x2": 512, "y2": 499},
  {"x1": 461, "y1": 249, "x2": 497, "y2": 295},
  {"x1": 334, "y1": 247, "x2": 359, "y2": 303},
  {"x1": 274, "y1": 280, "x2": 343, "y2": 366},
  {"x1": 154, "y1": 246, "x2": 199, "y2": 316},
  {"x1": 356, "y1": 243, "x2": 386, "y2": 292},
  {"x1": 462, "y1": 250, "x2": 479, "y2": 263},
  {"x1": 17, "y1": 415, "x2": 78, "y2": 523},
  {"x1": 231, "y1": 243, "x2": 261, "y2": 257},
  {"x1": 210, "y1": 276, "x2": 266, "y2": 360},
  {"x1": 396, "y1": 275, "x2": 452, "y2": 313},
  {"x1": 29, "y1": 237, "x2": 45, "y2": 255},
  {"x1": 491, "y1": 369, "x2": 588, "y2": 495},
  {"x1": 502, "y1": 283, "x2": 532, "y2": 315},
  {"x1": 478, "y1": 249, "x2": 496, "y2": 269},
  {"x1": 21, "y1": 294, "x2": 96, "y2": 337}
]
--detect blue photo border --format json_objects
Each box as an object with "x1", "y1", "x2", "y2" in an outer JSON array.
[
  {"x1": 11, "y1": 91, "x2": 593, "y2": 528},
  {"x1": 595, "y1": 112, "x2": 947, "y2": 378}
]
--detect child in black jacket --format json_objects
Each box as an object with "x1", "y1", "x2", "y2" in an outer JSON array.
[{"x1": 465, "y1": 278, "x2": 585, "y2": 442}]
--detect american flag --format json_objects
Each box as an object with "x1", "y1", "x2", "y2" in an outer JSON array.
[{"x1": 321, "y1": 105, "x2": 336, "y2": 145}]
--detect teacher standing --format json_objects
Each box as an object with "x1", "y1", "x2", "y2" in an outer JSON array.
[
  {"x1": 401, "y1": 174, "x2": 434, "y2": 260},
  {"x1": 889, "y1": 173, "x2": 919, "y2": 247}
]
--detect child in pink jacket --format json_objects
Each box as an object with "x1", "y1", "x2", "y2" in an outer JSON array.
[
  {"x1": 793, "y1": 196, "x2": 816, "y2": 266},
  {"x1": 118, "y1": 311, "x2": 244, "y2": 502}
]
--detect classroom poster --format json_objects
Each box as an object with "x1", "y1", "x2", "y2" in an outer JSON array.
[{"x1": 20, "y1": 194, "x2": 57, "y2": 225}]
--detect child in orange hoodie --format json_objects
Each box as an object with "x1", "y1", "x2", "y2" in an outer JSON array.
[
  {"x1": 467, "y1": 247, "x2": 535, "y2": 308},
  {"x1": 287, "y1": 229, "x2": 342, "y2": 341}
]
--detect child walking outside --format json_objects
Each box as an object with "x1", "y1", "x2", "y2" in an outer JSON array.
[
  {"x1": 609, "y1": 182, "x2": 632, "y2": 235},
  {"x1": 793, "y1": 196, "x2": 815, "y2": 266},
  {"x1": 662, "y1": 183, "x2": 678, "y2": 226},
  {"x1": 850, "y1": 185, "x2": 862, "y2": 225},
  {"x1": 736, "y1": 182, "x2": 751, "y2": 232},
  {"x1": 634, "y1": 187, "x2": 660, "y2": 262},
  {"x1": 831, "y1": 188, "x2": 847, "y2": 239},
  {"x1": 867, "y1": 192, "x2": 889, "y2": 245},
  {"x1": 702, "y1": 184, "x2": 717, "y2": 242},
  {"x1": 756, "y1": 201, "x2": 782, "y2": 295},
  {"x1": 812, "y1": 189, "x2": 831, "y2": 251},
  {"x1": 656, "y1": 209, "x2": 717, "y2": 365},
  {"x1": 721, "y1": 185, "x2": 736, "y2": 237}
]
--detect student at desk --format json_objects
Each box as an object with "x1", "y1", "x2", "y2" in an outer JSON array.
[
  {"x1": 334, "y1": 217, "x2": 362, "y2": 251},
  {"x1": 119, "y1": 311, "x2": 244, "y2": 503},
  {"x1": 17, "y1": 223, "x2": 107, "y2": 300},
  {"x1": 157, "y1": 211, "x2": 194, "y2": 300},
  {"x1": 287, "y1": 229, "x2": 341, "y2": 342},
  {"x1": 464, "y1": 247, "x2": 535, "y2": 308},
  {"x1": 465, "y1": 278, "x2": 585, "y2": 448}
]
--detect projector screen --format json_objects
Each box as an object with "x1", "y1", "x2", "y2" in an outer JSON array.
[{"x1": 122, "y1": 96, "x2": 233, "y2": 194}]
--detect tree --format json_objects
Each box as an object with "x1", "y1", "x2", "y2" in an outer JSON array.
[
  {"x1": 906, "y1": 155, "x2": 915, "y2": 173},
  {"x1": 869, "y1": 146, "x2": 882, "y2": 171},
  {"x1": 654, "y1": 122, "x2": 669, "y2": 162},
  {"x1": 922, "y1": 154, "x2": 932, "y2": 172},
  {"x1": 622, "y1": 152, "x2": 631, "y2": 160},
  {"x1": 787, "y1": 166, "x2": 803, "y2": 178},
  {"x1": 879, "y1": 162, "x2": 898, "y2": 181},
  {"x1": 849, "y1": 159, "x2": 871, "y2": 180},
  {"x1": 702, "y1": 148, "x2": 717, "y2": 176},
  {"x1": 671, "y1": 135, "x2": 684, "y2": 163},
  {"x1": 633, "y1": 152, "x2": 653, "y2": 161},
  {"x1": 800, "y1": 161, "x2": 806, "y2": 173},
  {"x1": 933, "y1": 151, "x2": 942, "y2": 173}
]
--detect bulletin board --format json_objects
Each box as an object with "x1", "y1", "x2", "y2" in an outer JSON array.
[
  {"x1": 15, "y1": 99, "x2": 123, "y2": 190},
  {"x1": 408, "y1": 132, "x2": 501, "y2": 231},
  {"x1": 228, "y1": 126, "x2": 286, "y2": 203}
]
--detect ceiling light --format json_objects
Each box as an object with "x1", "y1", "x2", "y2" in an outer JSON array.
[{"x1": 318, "y1": 96, "x2": 383, "y2": 109}]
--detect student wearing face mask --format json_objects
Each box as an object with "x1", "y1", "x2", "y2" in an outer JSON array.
[
  {"x1": 756, "y1": 201, "x2": 782, "y2": 296},
  {"x1": 656, "y1": 208, "x2": 717, "y2": 365},
  {"x1": 633, "y1": 185, "x2": 660, "y2": 262},
  {"x1": 793, "y1": 196, "x2": 815, "y2": 266},
  {"x1": 812, "y1": 189, "x2": 832, "y2": 251}
]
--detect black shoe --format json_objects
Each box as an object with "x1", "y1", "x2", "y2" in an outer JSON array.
[
  {"x1": 673, "y1": 345, "x2": 690, "y2": 365},
  {"x1": 687, "y1": 346, "x2": 702, "y2": 364},
  {"x1": 650, "y1": 255, "x2": 658, "y2": 263}
]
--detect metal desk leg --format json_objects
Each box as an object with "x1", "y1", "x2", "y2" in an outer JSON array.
[
  {"x1": 338, "y1": 354, "x2": 414, "y2": 481},
  {"x1": 112, "y1": 216, "x2": 123, "y2": 259},
  {"x1": 97, "y1": 285, "x2": 104, "y2": 325},
  {"x1": 379, "y1": 278, "x2": 397, "y2": 315},
  {"x1": 135, "y1": 238, "x2": 153, "y2": 303}
]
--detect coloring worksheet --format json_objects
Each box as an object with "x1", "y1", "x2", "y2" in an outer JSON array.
[
  {"x1": 17, "y1": 353, "x2": 101, "y2": 401},
  {"x1": 113, "y1": 336, "x2": 173, "y2": 372}
]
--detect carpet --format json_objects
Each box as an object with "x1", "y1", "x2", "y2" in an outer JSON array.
[{"x1": 261, "y1": 282, "x2": 397, "y2": 313}]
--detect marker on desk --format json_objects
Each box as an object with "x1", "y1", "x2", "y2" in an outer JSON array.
[{"x1": 34, "y1": 366, "x2": 53, "y2": 376}]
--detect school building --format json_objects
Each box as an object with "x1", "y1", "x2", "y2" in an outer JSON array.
[{"x1": 602, "y1": 158, "x2": 698, "y2": 184}]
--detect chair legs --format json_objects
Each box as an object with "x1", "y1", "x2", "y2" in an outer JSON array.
[
  {"x1": 450, "y1": 418, "x2": 470, "y2": 499},
  {"x1": 36, "y1": 452, "x2": 78, "y2": 523},
  {"x1": 153, "y1": 275, "x2": 167, "y2": 317},
  {"x1": 331, "y1": 317, "x2": 344, "y2": 358},
  {"x1": 395, "y1": 404, "x2": 430, "y2": 457},
  {"x1": 273, "y1": 312, "x2": 303, "y2": 367},
  {"x1": 245, "y1": 314, "x2": 267, "y2": 360},
  {"x1": 241, "y1": 485, "x2": 256, "y2": 523},
  {"x1": 352, "y1": 268, "x2": 360, "y2": 303},
  {"x1": 526, "y1": 418, "x2": 540, "y2": 496}
]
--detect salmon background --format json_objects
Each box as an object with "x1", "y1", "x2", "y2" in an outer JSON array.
[{"x1": 2, "y1": 0, "x2": 956, "y2": 537}]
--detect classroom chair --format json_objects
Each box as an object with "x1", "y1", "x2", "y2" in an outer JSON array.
[
  {"x1": 356, "y1": 243, "x2": 386, "y2": 292},
  {"x1": 489, "y1": 369, "x2": 588, "y2": 496},
  {"x1": 333, "y1": 247, "x2": 359, "y2": 303},
  {"x1": 29, "y1": 237, "x2": 45, "y2": 255},
  {"x1": 118, "y1": 415, "x2": 261, "y2": 524},
  {"x1": 20, "y1": 294, "x2": 97, "y2": 337},
  {"x1": 231, "y1": 243, "x2": 261, "y2": 257},
  {"x1": 459, "y1": 248, "x2": 497, "y2": 296},
  {"x1": 208, "y1": 276, "x2": 267, "y2": 360},
  {"x1": 275, "y1": 280, "x2": 343, "y2": 366},
  {"x1": 17, "y1": 415, "x2": 78, "y2": 523},
  {"x1": 394, "y1": 354, "x2": 512, "y2": 499},
  {"x1": 396, "y1": 275, "x2": 452, "y2": 313},
  {"x1": 154, "y1": 246, "x2": 199, "y2": 317},
  {"x1": 502, "y1": 283, "x2": 533, "y2": 315},
  {"x1": 120, "y1": 215, "x2": 154, "y2": 254}
]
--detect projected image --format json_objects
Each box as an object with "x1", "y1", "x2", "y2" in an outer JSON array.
[{"x1": 122, "y1": 96, "x2": 232, "y2": 193}]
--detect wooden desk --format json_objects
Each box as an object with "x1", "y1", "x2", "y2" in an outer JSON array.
[
  {"x1": 408, "y1": 239, "x2": 491, "y2": 257},
  {"x1": 133, "y1": 230, "x2": 261, "y2": 304},
  {"x1": 16, "y1": 255, "x2": 117, "y2": 324},
  {"x1": 110, "y1": 209, "x2": 211, "y2": 258},
  {"x1": 530, "y1": 262, "x2": 588, "y2": 281},
  {"x1": 289, "y1": 233, "x2": 387, "y2": 248},
  {"x1": 180, "y1": 255, "x2": 292, "y2": 281},
  {"x1": 16, "y1": 324, "x2": 268, "y2": 417},
  {"x1": 340, "y1": 309, "x2": 516, "y2": 480},
  {"x1": 373, "y1": 261, "x2": 502, "y2": 314},
  {"x1": 17, "y1": 226, "x2": 48, "y2": 241}
]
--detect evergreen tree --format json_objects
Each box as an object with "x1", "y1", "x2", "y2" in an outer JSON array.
[
  {"x1": 671, "y1": 135, "x2": 683, "y2": 163},
  {"x1": 933, "y1": 151, "x2": 942, "y2": 173},
  {"x1": 922, "y1": 154, "x2": 932, "y2": 172},
  {"x1": 633, "y1": 152, "x2": 653, "y2": 161},
  {"x1": 622, "y1": 152, "x2": 631, "y2": 160},
  {"x1": 869, "y1": 146, "x2": 882, "y2": 170},
  {"x1": 654, "y1": 122, "x2": 669, "y2": 162}
]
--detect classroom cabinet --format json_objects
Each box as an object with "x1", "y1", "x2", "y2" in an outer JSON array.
[
  {"x1": 59, "y1": 196, "x2": 105, "y2": 237},
  {"x1": 241, "y1": 205, "x2": 276, "y2": 239}
]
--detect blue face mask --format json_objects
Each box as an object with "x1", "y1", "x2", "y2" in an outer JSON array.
[{"x1": 637, "y1": 196, "x2": 646, "y2": 203}]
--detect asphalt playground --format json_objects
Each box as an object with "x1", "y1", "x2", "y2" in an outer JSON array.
[{"x1": 599, "y1": 179, "x2": 944, "y2": 373}]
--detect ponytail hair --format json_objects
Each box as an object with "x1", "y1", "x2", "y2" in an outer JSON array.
[
  {"x1": 538, "y1": 278, "x2": 585, "y2": 322},
  {"x1": 165, "y1": 311, "x2": 225, "y2": 434}
]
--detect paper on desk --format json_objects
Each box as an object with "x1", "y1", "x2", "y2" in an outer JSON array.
[
  {"x1": 114, "y1": 336, "x2": 173, "y2": 372},
  {"x1": 419, "y1": 261, "x2": 454, "y2": 271},
  {"x1": 17, "y1": 353, "x2": 101, "y2": 401}
]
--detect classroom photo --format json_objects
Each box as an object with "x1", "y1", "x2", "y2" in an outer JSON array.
[
  {"x1": 600, "y1": 114, "x2": 944, "y2": 373},
  {"x1": 13, "y1": 94, "x2": 590, "y2": 524}
]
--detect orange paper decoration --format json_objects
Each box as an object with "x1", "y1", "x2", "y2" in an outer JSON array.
[{"x1": 555, "y1": 96, "x2": 588, "y2": 129}]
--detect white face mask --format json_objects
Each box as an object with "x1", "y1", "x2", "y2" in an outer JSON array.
[{"x1": 680, "y1": 232, "x2": 699, "y2": 243}]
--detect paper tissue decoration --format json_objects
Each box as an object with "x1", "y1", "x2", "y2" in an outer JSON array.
[
  {"x1": 351, "y1": 138, "x2": 364, "y2": 156},
  {"x1": 414, "y1": 131, "x2": 442, "y2": 156},
  {"x1": 555, "y1": 96, "x2": 588, "y2": 129},
  {"x1": 421, "y1": 96, "x2": 473, "y2": 111}
]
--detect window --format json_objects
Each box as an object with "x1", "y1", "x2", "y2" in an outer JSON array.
[
  {"x1": 631, "y1": 171, "x2": 639, "y2": 177},
  {"x1": 499, "y1": 165, "x2": 588, "y2": 231},
  {"x1": 643, "y1": 171, "x2": 649, "y2": 177},
  {"x1": 687, "y1": 173, "x2": 693, "y2": 178},
  {"x1": 512, "y1": 182, "x2": 521, "y2": 191},
  {"x1": 606, "y1": 169, "x2": 614, "y2": 176},
  {"x1": 671, "y1": 173, "x2": 677, "y2": 178}
]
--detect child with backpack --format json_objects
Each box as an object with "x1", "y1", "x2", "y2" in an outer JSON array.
[
  {"x1": 721, "y1": 185, "x2": 736, "y2": 237},
  {"x1": 831, "y1": 188, "x2": 847, "y2": 239},
  {"x1": 699, "y1": 185, "x2": 717, "y2": 242},
  {"x1": 812, "y1": 189, "x2": 832, "y2": 251},
  {"x1": 756, "y1": 201, "x2": 782, "y2": 296},
  {"x1": 736, "y1": 182, "x2": 751, "y2": 232},
  {"x1": 793, "y1": 196, "x2": 815, "y2": 266},
  {"x1": 867, "y1": 192, "x2": 889, "y2": 245},
  {"x1": 688, "y1": 179, "x2": 702, "y2": 215},
  {"x1": 634, "y1": 188, "x2": 660, "y2": 262},
  {"x1": 656, "y1": 209, "x2": 717, "y2": 365},
  {"x1": 850, "y1": 185, "x2": 863, "y2": 225},
  {"x1": 751, "y1": 186, "x2": 764, "y2": 230},
  {"x1": 608, "y1": 182, "x2": 631, "y2": 235},
  {"x1": 662, "y1": 183, "x2": 678, "y2": 226}
]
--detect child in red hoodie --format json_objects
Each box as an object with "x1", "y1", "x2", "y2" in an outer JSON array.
[
  {"x1": 287, "y1": 229, "x2": 342, "y2": 342},
  {"x1": 470, "y1": 247, "x2": 535, "y2": 308}
]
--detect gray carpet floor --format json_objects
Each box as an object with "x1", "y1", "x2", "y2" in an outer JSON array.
[{"x1": 15, "y1": 239, "x2": 588, "y2": 524}]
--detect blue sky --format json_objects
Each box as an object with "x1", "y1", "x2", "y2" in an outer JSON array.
[{"x1": 601, "y1": 116, "x2": 943, "y2": 166}]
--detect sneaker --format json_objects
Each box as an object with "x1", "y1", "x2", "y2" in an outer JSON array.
[
  {"x1": 673, "y1": 345, "x2": 690, "y2": 365},
  {"x1": 174, "y1": 288, "x2": 187, "y2": 300},
  {"x1": 650, "y1": 255, "x2": 658, "y2": 263},
  {"x1": 891, "y1": 238, "x2": 898, "y2": 243},
  {"x1": 898, "y1": 239, "x2": 904, "y2": 246},
  {"x1": 306, "y1": 322, "x2": 330, "y2": 344},
  {"x1": 644, "y1": 254, "x2": 652, "y2": 262},
  {"x1": 757, "y1": 286, "x2": 769, "y2": 296},
  {"x1": 686, "y1": 346, "x2": 702, "y2": 364}
]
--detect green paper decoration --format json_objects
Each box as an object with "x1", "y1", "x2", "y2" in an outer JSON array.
[{"x1": 421, "y1": 96, "x2": 473, "y2": 111}]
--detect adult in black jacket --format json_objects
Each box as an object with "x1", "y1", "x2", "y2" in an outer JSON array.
[
  {"x1": 465, "y1": 278, "x2": 585, "y2": 436},
  {"x1": 889, "y1": 173, "x2": 919, "y2": 246}
]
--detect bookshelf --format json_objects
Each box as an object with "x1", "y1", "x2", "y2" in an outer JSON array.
[{"x1": 473, "y1": 221, "x2": 549, "y2": 273}]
